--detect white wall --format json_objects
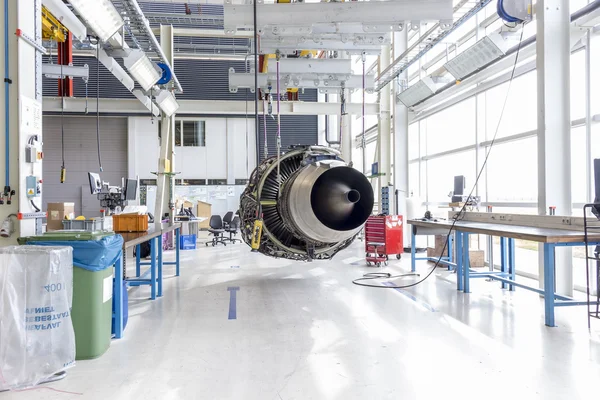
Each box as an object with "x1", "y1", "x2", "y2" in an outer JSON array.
[{"x1": 128, "y1": 116, "x2": 256, "y2": 182}]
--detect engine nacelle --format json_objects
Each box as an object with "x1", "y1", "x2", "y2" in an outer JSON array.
[{"x1": 239, "y1": 145, "x2": 374, "y2": 261}]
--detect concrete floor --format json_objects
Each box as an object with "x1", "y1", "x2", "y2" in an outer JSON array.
[{"x1": 5, "y1": 239, "x2": 600, "y2": 399}]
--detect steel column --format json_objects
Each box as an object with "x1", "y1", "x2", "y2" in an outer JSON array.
[
  {"x1": 378, "y1": 44, "x2": 392, "y2": 213},
  {"x1": 537, "y1": 0, "x2": 573, "y2": 297}
]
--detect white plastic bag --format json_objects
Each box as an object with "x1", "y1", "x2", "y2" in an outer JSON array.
[{"x1": 0, "y1": 246, "x2": 76, "y2": 391}]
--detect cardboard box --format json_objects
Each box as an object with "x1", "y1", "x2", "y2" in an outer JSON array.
[
  {"x1": 46, "y1": 202, "x2": 75, "y2": 231},
  {"x1": 427, "y1": 247, "x2": 485, "y2": 268},
  {"x1": 196, "y1": 201, "x2": 212, "y2": 230}
]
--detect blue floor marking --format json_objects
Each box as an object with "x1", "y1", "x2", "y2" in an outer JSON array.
[
  {"x1": 383, "y1": 282, "x2": 437, "y2": 312},
  {"x1": 227, "y1": 287, "x2": 240, "y2": 320}
]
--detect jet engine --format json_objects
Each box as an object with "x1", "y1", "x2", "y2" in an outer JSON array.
[{"x1": 239, "y1": 145, "x2": 374, "y2": 261}]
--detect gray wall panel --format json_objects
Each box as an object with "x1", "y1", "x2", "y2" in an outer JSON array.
[
  {"x1": 42, "y1": 116, "x2": 128, "y2": 218},
  {"x1": 258, "y1": 115, "x2": 318, "y2": 161}
]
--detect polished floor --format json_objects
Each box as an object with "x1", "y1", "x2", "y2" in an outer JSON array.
[{"x1": 5, "y1": 238, "x2": 600, "y2": 400}]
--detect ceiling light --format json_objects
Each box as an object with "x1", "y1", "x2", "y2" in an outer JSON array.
[
  {"x1": 155, "y1": 90, "x2": 179, "y2": 117},
  {"x1": 42, "y1": 0, "x2": 87, "y2": 40},
  {"x1": 67, "y1": 0, "x2": 124, "y2": 42},
  {"x1": 124, "y1": 50, "x2": 162, "y2": 92},
  {"x1": 397, "y1": 77, "x2": 437, "y2": 107},
  {"x1": 443, "y1": 32, "x2": 516, "y2": 80}
]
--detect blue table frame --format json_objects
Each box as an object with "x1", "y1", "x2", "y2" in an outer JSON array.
[
  {"x1": 410, "y1": 219, "x2": 600, "y2": 327},
  {"x1": 113, "y1": 253, "x2": 124, "y2": 339},
  {"x1": 125, "y1": 226, "x2": 182, "y2": 299},
  {"x1": 410, "y1": 229, "x2": 456, "y2": 272}
]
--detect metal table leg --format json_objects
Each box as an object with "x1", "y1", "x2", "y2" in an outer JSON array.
[
  {"x1": 508, "y1": 238, "x2": 516, "y2": 291},
  {"x1": 447, "y1": 233, "x2": 453, "y2": 271},
  {"x1": 456, "y1": 231, "x2": 463, "y2": 292},
  {"x1": 543, "y1": 243, "x2": 556, "y2": 327},
  {"x1": 463, "y1": 232, "x2": 471, "y2": 293},
  {"x1": 150, "y1": 237, "x2": 157, "y2": 300},
  {"x1": 158, "y1": 234, "x2": 163, "y2": 297},
  {"x1": 500, "y1": 237, "x2": 508, "y2": 289},
  {"x1": 136, "y1": 243, "x2": 141, "y2": 277},
  {"x1": 411, "y1": 228, "x2": 416, "y2": 272},
  {"x1": 176, "y1": 227, "x2": 181, "y2": 277},
  {"x1": 113, "y1": 254, "x2": 123, "y2": 339}
]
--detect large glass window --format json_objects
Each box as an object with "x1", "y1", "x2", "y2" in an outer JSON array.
[
  {"x1": 181, "y1": 121, "x2": 206, "y2": 147},
  {"x1": 426, "y1": 150, "x2": 476, "y2": 203},
  {"x1": 572, "y1": 127, "x2": 588, "y2": 204},
  {"x1": 408, "y1": 123, "x2": 419, "y2": 160},
  {"x1": 426, "y1": 98, "x2": 476, "y2": 155},
  {"x1": 571, "y1": 50, "x2": 586, "y2": 121},
  {"x1": 485, "y1": 137, "x2": 538, "y2": 202},
  {"x1": 485, "y1": 71, "x2": 537, "y2": 139}
]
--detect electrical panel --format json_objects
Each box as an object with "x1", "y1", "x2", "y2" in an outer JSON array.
[
  {"x1": 381, "y1": 186, "x2": 390, "y2": 215},
  {"x1": 26, "y1": 176, "x2": 40, "y2": 198},
  {"x1": 25, "y1": 137, "x2": 43, "y2": 163}
]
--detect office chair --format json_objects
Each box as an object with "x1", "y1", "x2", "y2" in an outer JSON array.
[
  {"x1": 223, "y1": 216, "x2": 242, "y2": 244},
  {"x1": 205, "y1": 215, "x2": 227, "y2": 247},
  {"x1": 223, "y1": 211, "x2": 234, "y2": 228}
]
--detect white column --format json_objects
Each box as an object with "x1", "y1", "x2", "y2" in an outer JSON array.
[
  {"x1": 226, "y1": 118, "x2": 235, "y2": 185},
  {"x1": 393, "y1": 30, "x2": 409, "y2": 241},
  {"x1": 0, "y1": 0, "x2": 42, "y2": 239},
  {"x1": 378, "y1": 45, "x2": 392, "y2": 213},
  {"x1": 537, "y1": 0, "x2": 572, "y2": 296},
  {"x1": 340, "y1": 52, "x2": 353, "y2": 162}
]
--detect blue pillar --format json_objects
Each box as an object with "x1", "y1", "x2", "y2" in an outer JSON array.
[
  {"x1": 158, "y1": 234, "x2": 163, "y2": 297},
  {"x1": 463, "y1": 232, "x2": 471, "y2": 293},
  {"x1": 543, "y1": 243, "x2": 556, "y2": 327},
  {"x1": 136, "y1": 243, "x2": 141, "y2": 277},
  {"x1": 500, "y1": 237, "x2": 507, "y2": 289},
  {"x1": 176, "y1": 227, "x2": 181, "y2": 276},
  {"x1": 508, "y1": 238, "x2": 516, "y2": 291},
  {"x1": 456, "y1": 231, "x2": 463, "y2": 291},
  {"x1": 113, "y1": 254, "x2": 123, "y2": 339},
  {"x1": 150, "y1": 237, "x2": 157, "y2": 300}
]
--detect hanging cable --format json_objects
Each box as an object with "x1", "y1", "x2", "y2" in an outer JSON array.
[
  {"x1": 353, "y1": 24, "x2": 527, "y2": 290},
  {"x1": 263, "y1": 96, "x2": 268, "y2": 160},
  {"x1": 276, "y1": 51, "x2": 282, "y2": 194},
  {"x1": 95, "y1": 39, "x2": 103, "y2": 172},
  {"x1": 60, "y1": 48, "x2": 66, "y2": 184},
  {"x1": 361, "y1": 52, "x2": 366, "y2": 175}
]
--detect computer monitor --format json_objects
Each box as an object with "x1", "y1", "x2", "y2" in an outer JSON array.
[
  {"x1": 124, "y1": 179, "x2": 138, "y2": 201},
  {"x1": 88, "y1": 172, "x2": 102, "y2": 195},
  {"x1": 453, "y1": 175, "x2": 465, "y2": 196},
  {"x1": 592, "y1": 159, "x2": 600, "y2": 219}
]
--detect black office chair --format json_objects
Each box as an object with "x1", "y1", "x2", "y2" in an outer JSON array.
[
  {"x1": 205, "y1": 215, "x2": 227, "y2": 247},
  {"x1": 223, "y1": 216, "x2": 242, "y2": 244},
  {"x1": 223, "y1": 211, "x2": 234, "y2": 228}
]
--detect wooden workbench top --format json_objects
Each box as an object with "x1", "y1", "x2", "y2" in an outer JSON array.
[{"x1": 408, "y1": 218, "x2": 600, "y2": 243}]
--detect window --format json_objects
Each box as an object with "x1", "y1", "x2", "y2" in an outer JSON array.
[
  {"x1": 175, "y1": 121, "x2": 182, "y2": 146},
  {"x1": 182, "y1": 121, "x2": 206, "y2": 147},
  {"x1": 426, "y1": 150, "x2": 476, "y2": 203},
  {"x1": 485, "y1": 137, "x2": 538, "y2": 202},
  {"x1": 572, "y1": 127, "x2": 588, "y2": 204},
  {"x1": 571, "y1": 50, "x2": 586, "y2": 121},
  {"x1": 426, "y1": 98, "x2": 476, "y2": 155},
  {"x1": 408, "y1": 123, "x2": 419, "y2": 160},
  {"x1": 485, "y1": 71, "x2": 537, "y2": 139}
]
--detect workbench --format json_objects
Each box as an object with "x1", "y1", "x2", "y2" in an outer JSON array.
[
  {"x1": 409, "y1": 214, "x2": 600, "y2": 327},
  {"x1": 121, "y1": 224, "x2": 182, "y2": 300}
]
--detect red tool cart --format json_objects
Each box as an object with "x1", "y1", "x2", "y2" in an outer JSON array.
[{"x1": 364, "y1": 215, "x2": 404, "y2": 267}]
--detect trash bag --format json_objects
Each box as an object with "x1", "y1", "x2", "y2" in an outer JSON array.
[
  {"x1": 24, "y1": 235, "x2": 124, "y2": 272},
  {"x1": 0, "y1": 246, "x2": 76, "y2": 391}
]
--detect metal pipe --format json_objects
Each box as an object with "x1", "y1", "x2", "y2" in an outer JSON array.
[
  {"x1": 128, "y1": 0, "x2": 183, "y2": 93},
  {"x1": 4, "y1": 0, "x2": 9, "y2": 188}
]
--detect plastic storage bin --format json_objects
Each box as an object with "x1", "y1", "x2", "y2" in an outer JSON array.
[
  {"x1": 179, "y1": 234, "x2": 197, "y2": 250},
  {"x1": 62, "y1": 218, "x2": 105, "y2": 231},
  {"x1": 18, "y1": 232, "x2": 124, "y2": 360}
]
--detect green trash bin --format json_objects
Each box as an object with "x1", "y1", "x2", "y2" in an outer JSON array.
[{"x1": 18, "y1": 231, "x2": 122, "y2": 360}]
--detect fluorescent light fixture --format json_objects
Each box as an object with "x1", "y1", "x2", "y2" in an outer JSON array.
[
  {"x1": 123, "y1": 50, "x2": 162, "y2": 92},
  {"x1": 398, "y1": 77, "x2": 437, "y2": 107},
  {"x1": 444, "y1": 32, "x2": 516, "y2": 80},
  {"x1": 155, "y1": 90, "x2": 179, "y2": 117},
  {"x1": 43, "y1": 0, "x2": 87, "y2": 40},
  {"x1": 67, "y1": 0, "x2": 124, "y2": 42}
]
